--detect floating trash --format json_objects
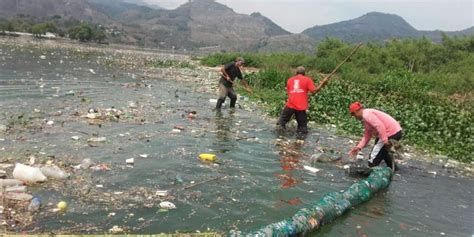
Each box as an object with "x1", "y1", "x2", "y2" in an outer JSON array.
[
  {"x1": 126, "y1": 158, "x2": 134, "y2": 165},
  {"x1": 87, "y1": 137, "x2": 107, "y2": 143},
  {"x1": 159, "y1": 201, "x2": 176, "y2": 209},
  {"x1": 13, "y1": 163, "x2": 47, "y2": 183},
  {"x1": 303, "y1": 165, "x2": 320, "y2": 173},
  {"x1": 155, "y1": 190, "x2": 168, "y2": 197},
  {"x1": 199, "y1": 153, "x2": 217, "y2": 162}
]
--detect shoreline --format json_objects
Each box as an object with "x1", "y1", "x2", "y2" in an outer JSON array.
[{"x1": 1, "y1": 35, "x2": 472, "y2": 177}]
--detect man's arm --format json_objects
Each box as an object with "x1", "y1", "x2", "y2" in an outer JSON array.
[
  {"x1": 311, "y1": 77, "x2": 330, "y2": 94},
  {"x1": 221, "y1": 65, "x2": 232, "y2": 83},
  {"x1": 349, "y1": 126, "x2": 371, "y2": 158},
  {"x1": 239, "y1": 79, "x2": 253, "y2": 93}
]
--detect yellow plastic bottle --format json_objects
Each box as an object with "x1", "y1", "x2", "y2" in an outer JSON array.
[{"x1": 199, "y1": 153, "x2": 217, "y2": 162}]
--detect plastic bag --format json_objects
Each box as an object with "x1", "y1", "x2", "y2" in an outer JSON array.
[{"x1": 13, "y1": 163, "x2": 47, "y2": 183}]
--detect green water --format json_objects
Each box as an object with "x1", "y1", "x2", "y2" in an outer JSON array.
[{"x1": 0, "y1": 44, "x2": 472, "y2": 236}]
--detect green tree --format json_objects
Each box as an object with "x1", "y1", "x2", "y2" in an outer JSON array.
[
  {"x1": 31, "y1": 22, "x2": 56, "y2": 37},
  {"x1": 68, "y1": 23, "x2": 93, "y2": 42},
  {"x1": 92, "y1": 27, "x2": 106, "y2": 42}
]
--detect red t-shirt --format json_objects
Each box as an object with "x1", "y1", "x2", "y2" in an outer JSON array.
[{"x1": 286, "y1": 74, "x2": 316, "y2": 110}]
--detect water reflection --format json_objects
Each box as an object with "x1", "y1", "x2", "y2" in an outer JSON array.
[
  {"x1": 213, "y1": 110, "x2": 236, "y2": 153},
  {"x1": 275, "y1": 139, "x2": 304, "y2": 189}
]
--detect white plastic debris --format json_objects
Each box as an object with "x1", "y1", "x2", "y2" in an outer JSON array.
[
  {"x1": 80, "y1": 158, "x2": 93, "y2": 169},
  {"x1": 126, "y1": 158, "x2": 134, "y2": 165},
  {"x1": 86, "y1": 113, "x2": 97, "y2": 119},
  {"x1": 303, "y1": 165, "x2": 320, "y2": 173},
  {"x1": 13, "y1": 163, "x2": 47, "y2": 183},
  {"x1": 155, "y1": 190, "x2": 168, "y2": 197},
  {"x1": 29, "y1": 156, "x2": 35, "y2": 165},
  {"x1": 3, "y1": 192, "x2": 33, "y2": 201},
  {"x1": 427, "y1": 171, "x2": 437, "y2": 175},
  {"x1": 71, "y1": 136, "x2": 81, "y2": 140},
  {"x1": 5, "y1": 185, "x2": 27, "y2": 192},
  {"x1": 139, "y1": 154, "x2": 149, "y2": 158},
  {"x1": 87, "y1": 137, "x2": 107, "y2": 143},
  {"x1": 89, "y1": 69, "x2": 96, "y2": 74},
  {"x1": 159, "y1": 201, "x2": 176, "y2": 209},
  {"x1": 39, "y1": 55, "x2": 46, "y2": 59},
  {"x1": 0, "y1": 179, "x2": 23, "y2": 187},
  {"x1": 40, "y1": 165, "x2": 69, "y2": 179},
  {"x1": 109, "y1": 225, "x2": 123, "y2": 233},
  {"x1": 128, "y1": 101, "x2": 138, "y2": 108}
]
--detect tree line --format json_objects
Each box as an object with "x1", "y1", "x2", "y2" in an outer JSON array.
[{"x1": 0, "y1": 17, "x2": 106, "y2": 43}]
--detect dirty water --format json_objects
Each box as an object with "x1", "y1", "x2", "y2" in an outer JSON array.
[{"x1": 0, "y1": 45, "x2": 472, "y2": 236}]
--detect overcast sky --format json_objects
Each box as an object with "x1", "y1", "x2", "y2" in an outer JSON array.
[{"x1": 143, "y1": 0, "x2": 474, "y2": 33}]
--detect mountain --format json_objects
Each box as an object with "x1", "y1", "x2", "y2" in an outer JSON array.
[
  {"x1": 0, "y1": 0, "x2": 472, "y2": 52},
  {"x1": 302, "y1": 12, "x2": 473, "y2": 43},
  {"x1": 256, "y1": 34, "x2": 316, "y2": 53},
  {"x1": 302, "y1": 12, "x2": 419, "y2": 43},
  {"x1": 0, "y1": 0, "x2": 112, "y2": 24},
  {"x1": 152, "y1": 0, "x2": 290, "y2": 51},
  {"x1": 122, "y1": 0, "x2": 162, "y2": 9}
]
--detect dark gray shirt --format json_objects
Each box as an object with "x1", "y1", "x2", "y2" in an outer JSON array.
[{"x1": 219, "y1": 62, "x2": 243, "y2": 88}]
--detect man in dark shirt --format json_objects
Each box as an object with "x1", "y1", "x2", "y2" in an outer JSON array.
[{"x1": 215, "y1": 57, "x2": 251, "y2": 111}]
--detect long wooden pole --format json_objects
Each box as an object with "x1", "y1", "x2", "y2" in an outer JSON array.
[{"x1": 323, "y1": 42, "x2": 363, "y2": 81}]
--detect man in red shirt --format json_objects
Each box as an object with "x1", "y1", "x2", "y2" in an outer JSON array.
[{"x1": 277, "y1": 66, "x2": 329, "y2": 136}]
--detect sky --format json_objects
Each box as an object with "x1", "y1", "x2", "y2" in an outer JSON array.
[{"x1": 143, "y1": 0, "x2": 474, "y2": 33}]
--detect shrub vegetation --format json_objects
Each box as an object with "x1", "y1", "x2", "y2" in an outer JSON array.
[{"x1": 202, "y1": 35, "x2": 474, "y2": 162}]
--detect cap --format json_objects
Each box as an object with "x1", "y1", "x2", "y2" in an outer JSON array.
[
  {"x1": 349, "y1": 101, "x2": 362, "y2": 113},
  {"x1": 296, "y1": 66, "x2": 305, "y2": 74},
  {"x1": 236, "y1": 57, "x2": 245, "y2": 64}
]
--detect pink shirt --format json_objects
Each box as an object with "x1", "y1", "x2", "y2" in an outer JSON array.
[{"x1": 357, "y1": 109, "x2": 402, "y2": 149}]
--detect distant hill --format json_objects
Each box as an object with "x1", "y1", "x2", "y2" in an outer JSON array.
[
  {"x1": 0, "y1": 0, "x2": 112, "y2": 24},
  {"x1": 302, "y1": 12, "x2": 419, "y2": 43},
  {"x1": 82, "y1": 0, "x2": 291, "y2": 51},
  {"x1": 0, "y1": 0, "x2": 472, "y2": 52},
  {"x1": 302, "y1": 12, "x2": 473, "y2": 43}
]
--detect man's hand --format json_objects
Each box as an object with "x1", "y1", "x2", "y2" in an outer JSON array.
[
  {"x1": 245, "y1": 86, "x2": 253, "y2": 94},
  {"x1": 348, "y1": 146, "x2": 361, "y2": 158}
]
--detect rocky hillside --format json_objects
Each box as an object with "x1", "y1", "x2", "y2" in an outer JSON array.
[
  {"x1": 302, "y1": 12, "x2": 473, "y2": 43},
  {"x1": 302, "y1": 12, "x2": 419, "y2": 43},
  {"x1": 0, "y1": 0, "x2": 112, "y2": 24},
  {"x1": 0, "y1": 0, "x2": 472, "y2": 52}
]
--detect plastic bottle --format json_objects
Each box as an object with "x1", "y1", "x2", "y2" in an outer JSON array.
[
  {"x1": 40, "y1": 165, "x2": 69, "y2": 179},
  {"x1": 80, "y1": 158, "x2": 93, "y2": 169},
  {"x1": 28, "y1": 196, "x2": 41, "y2": 212},
  {"x1": 13, "y1": 163, "x2": 47, "y2": 183},
  {"x1": 0, "y1": 179, "x2": 23, "y2": 187},
  {"x1": 199, "y1": 153, "x2": 217, "y2": 162},
  {"x1": 5, "y1": 185, "x2": 27, "y2": 192}
]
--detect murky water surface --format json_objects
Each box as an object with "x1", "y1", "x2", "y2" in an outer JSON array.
[{"x1": 0, "y1": 45, "x2": 472, "y2": 236}]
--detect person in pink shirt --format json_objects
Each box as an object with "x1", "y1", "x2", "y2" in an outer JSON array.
[{"x1": 348, "y1": 101, "x2": 403, "y2": 171}]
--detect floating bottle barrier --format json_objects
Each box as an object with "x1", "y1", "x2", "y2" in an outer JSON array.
[{"x1": 231, "y1": 167, "x2": 393, "y2": 236}]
